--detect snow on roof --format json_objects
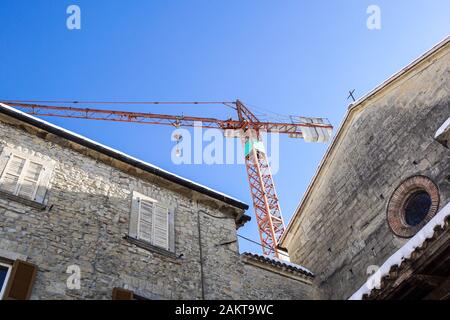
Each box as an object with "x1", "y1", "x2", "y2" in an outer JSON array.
[
  {"x1": 434, "y1": 117, "x2": 450, "y2": 139},
  {"x1": 270, "y1": 256, "x2": 314, "y2": 276},
  {"x1": 242, "y1": 252, "x2": 314, "y2": 277},
  {"x1": 0, "y1": 103, "x2": 249, "y2": 210},
  {"x1": 349, "y1": 201, "x2": 450, "y2": 300}
]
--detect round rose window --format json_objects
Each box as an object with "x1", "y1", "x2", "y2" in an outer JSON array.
[{"x1": 387, "y1": 176, "x2": 440, "y2": 238}]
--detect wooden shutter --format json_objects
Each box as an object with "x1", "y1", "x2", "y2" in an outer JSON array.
[
  {"x1": 0, "y1": 148, "x2": 13, "y2": 177},
  {"x1": 3, "y1": 260, "x2": 37, "y2": 300},
  {"x1": 17, "y1": 161, "x2": 43, "y2": 200},
  {"x1": 0, "y1": 155, "x2": 26, "y2": 194},
  {"x1": 131, "y1": 192, "x2": 171, "y2": 251},
  {"x1": 153, "y1": 204, "x2": 169, "y2": 250},
  {"x1": 112, "y1": 287, "x2": 134, "y2": 300},
  {"x1": 0, "y1": 149, "x2": 54, "y2": 204},
  {"x1": 34, "y1": 163, "x2": 54, "y2": 204},
  {"x1": 168, "y1": 208, "x2": 175, "y2": 252},
  {"x1": 138, "y1": 199, "x2": 153, "y2": 242},
  {"x1": 129, "y1": 192, "x2": 140, "y2": 238}
]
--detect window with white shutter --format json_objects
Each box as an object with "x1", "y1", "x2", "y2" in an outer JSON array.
[
  {"x1": 0, "y1": 155, "x2": 26, "y2": 194},
  {"x1": 18, "y1": 161, "x2": 43, "y2": 200},
  {"x1": 152, "y1": 204, "x2": 169, "y2": 250},
  {"x1": 0, "y1": 147, "x2": 55, "y2": 204},
  {"x1": 0, "y1": 155, "x2": 44, "y2": 200},
  {"x1": 137, "y1": 199, "x2": 153, "y2": 243},
  {"x1": 133, "y1": 192, "x2": 171, "y2": 251}
]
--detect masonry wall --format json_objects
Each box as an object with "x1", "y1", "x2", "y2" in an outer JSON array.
[
  {"x1": 0, "y1": 116, "x2": 313, "y2": 300},
  {"x1": 241, "y1": 262, "x2": 315, "y2": 299},
  {"x1": 286, "y1": 48, "x2": 450, "y2": 299}
]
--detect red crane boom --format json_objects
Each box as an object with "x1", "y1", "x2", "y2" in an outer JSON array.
[{"x1": 1, "y1": 99, "x2": 332, "y2": 258}]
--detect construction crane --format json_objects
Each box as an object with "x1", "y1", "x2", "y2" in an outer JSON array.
[{"x1": 1, "y1": 99, "x2": 332, "y2": 258}]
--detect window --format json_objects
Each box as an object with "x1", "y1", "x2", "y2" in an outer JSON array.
[
  {"x1": 0, "y1": 147, "x2": 55, "y2": 204},
  {"x1": 0, "y1": 259, "x2": 38, "y2": 300},
  {"x1": 387, "y1": 176, "x2": 440, "y2": 238},
  {"x1": 137, "y1": 198, "x2": 169, "y2": 250},
  {"x1": 112, "y1": 287, "x2": 151, "y2": 300},
  {"x1": 404, "y1": 191, "x2": 432, "y2": 226},
  {"x1": 130, "y1": 192, "x2": 171, "y2": 251},
  {"x1": 112, "y1": 287, "x2": 134, "y2": 300},
  {"x1": 0, "y1": 262, "x2": 12, "y2": 300},
  {"x1": 0, "y1": 155, "x2": 43, "y2": 200},
  {"x1": 137, "y1": 199, "x2": 154, "y2": 243}
]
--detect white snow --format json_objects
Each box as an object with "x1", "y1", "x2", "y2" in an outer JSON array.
[
  {"x1": 434, "y1": 117, "x2": 450, "y2": 139},
  {"x1": 271, "y1": 256, "x2": 314, "y2": 275},
  {"x1": 0, "y1": 103, "x2": 247, "y2": 206},
  {"x1": 349, "y1": 201, "x2": 450, "y2": 300}
]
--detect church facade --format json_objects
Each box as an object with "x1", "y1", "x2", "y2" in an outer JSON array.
[{"x1": 280, "y1": 36, "x2": 450, "y2": 300}]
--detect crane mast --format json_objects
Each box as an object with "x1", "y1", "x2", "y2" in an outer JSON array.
[
  {"x1": 1, "y1": 99, "x2": 332, "y2": 258},
  {"x1": 236, "y1": 100, "x2": 285, "y2": 257}
]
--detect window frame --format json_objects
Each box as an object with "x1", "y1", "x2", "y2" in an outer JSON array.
[
  {"x1": 0, "y1": 146, "x2": 55, "y2": 204},
  {"x1": 134, "y1": 192, "x2": 170, "y2": 251},
  {"x1": 387, "y1": 175, "x2": 440, "y2": 238},
  {"x1": 0, "y1": 262, "x2": 12, "y2": 300},
  {"x1": 0, "y1": 154, "x2": 43, "y2": 200}
]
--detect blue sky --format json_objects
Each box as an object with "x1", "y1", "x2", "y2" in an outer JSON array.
[{"x1": 0, "y1": 1, "x2": 449, "y2": 255}]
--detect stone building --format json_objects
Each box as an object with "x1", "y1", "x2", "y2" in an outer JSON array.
[
  {"x1": 1, "y1": 36, "x2": 448, "y2": 301},
  {"x1": 0, "y1": 103, "x2": 314, "y2": 300},
  {"x1": 280, "y1": 36, "x2": 450, "y2": 300}
]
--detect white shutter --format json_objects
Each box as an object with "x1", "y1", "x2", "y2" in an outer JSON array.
[
  {"x1": 34, "y1": 163, "x2": 55, "y2": 204},
  {"x1": 0, "y1": 155, "x2": 26, "y2": 194},
  {"x1": 133, "y1": 192, "x2": 171, "y2": 251},
  {"x1": 138, "y1": 199, "x2": 153, "y2": 242},
  {"x1": 17, "y1": 161, "x2": 43, "y2": 200},
  {"x1": 0, "y1": 148, "x2": 13, "y2": 177},
  {"x1": 1, "y1": 173, "x2": 19, "y2": 194},
  {"x1": 0, "y1": 149, "x2": 54, "y2": 203},
  {"x1": 152, "y1": 204, "x2": 169, "y2": 250}
]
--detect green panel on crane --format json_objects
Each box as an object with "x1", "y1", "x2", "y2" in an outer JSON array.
[{"x1": 244, "y1": 139, "x2": 265, "y2": 157}]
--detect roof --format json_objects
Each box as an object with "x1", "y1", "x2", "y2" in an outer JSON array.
[
  {"x1": 241, "y1": 252, "x2": 314, "y2": 278},
  {"x1": 280, "y1": 35, "x2": 450, "y2": 247},
  {"x1": 0, "y1": 103, "x2": 250, "y2": 213},
  {"x1": 435, "y1": 117, "x2": 450, "y2": 148},
  {"x1": 349, "y1": 201, "x2": 450, "y2": 300}
]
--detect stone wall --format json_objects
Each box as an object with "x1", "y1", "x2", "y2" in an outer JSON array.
[
  {"x1": 285, "y1": 46, "x2": 450, "y2": 299},
  {"x1": 241, "y1": 259, "x2": 316, "y2": 300},
  {"x1": 0, "y1": 114, "x2": 313, "y2": 300}
]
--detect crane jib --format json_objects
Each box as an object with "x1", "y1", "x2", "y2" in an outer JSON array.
[{"x1": 1, "y1": 100, "x2": 332, "y2": 258}]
